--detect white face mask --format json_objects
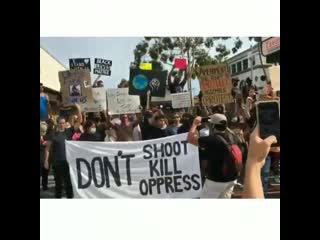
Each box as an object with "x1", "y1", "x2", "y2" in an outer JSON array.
[{"x1": 90, "y1": 128, "x2": 96, "y2": 134}]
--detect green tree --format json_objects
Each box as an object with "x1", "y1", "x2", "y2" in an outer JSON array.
[{"x1": 133, "y1": 37, "x2": 245, "y2": 78}]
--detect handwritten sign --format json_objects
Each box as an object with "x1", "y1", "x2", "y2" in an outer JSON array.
[
  {"x1": 69, "y1": 58, "x2": 91, "y2": 72},
  {"x1": 93, "y1": 58, "x2": 112, "y2": 76},
  {"x1": 171, "y1": 92, "x2": 191, "y2": 109},
  {"x1": 106, "y1": 88, "x2": 141, "y2": 115},
  {"x1": 58, "y1": 69, "x2": 93, "y2": 105},
  {"x1": 196, "y1": 64, "x2": 233, "y2": 106},
  {"x1": 82, "y1": 87, "x2": 107, "y2": 112}
]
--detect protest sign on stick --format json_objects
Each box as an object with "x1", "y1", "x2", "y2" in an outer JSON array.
[
  {"x1": 196, "y1": 64, "x2": 233, "y2": 106},
  {"x1": 107, "y1": 88, "x2": 141, "y2": 115},
  {"x1": 129, "y1": 68, "x2": 167, "y2": 97},
  {"x1": 82, "y1": 87, "x2": 107, "y2": 112},
  {"x1": 171, "y1": 92, "x2": 191, "y2": 109},
  {"x1": 69, "y1": 58, "x2": 91, "y2": 72},
  {"x1": 174, "y1": 58, "x2": 187, "y2": 70},
  {"x1": 66, "y1": 133, "x2": 201, "y2": 198},
  {"x1": 139, "y1": 62, "x2": 152, "y2": 70},
  {"x1": 93, "y1": 58, "x2": 112, "y2": 76},
  {"x1": 58, "y1": 69, "x2": 93, "y2": 105}
]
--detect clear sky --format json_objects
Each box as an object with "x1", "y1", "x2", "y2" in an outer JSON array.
[{"x1": 40, "y1": 37, "x2": 254, "y2": 94}]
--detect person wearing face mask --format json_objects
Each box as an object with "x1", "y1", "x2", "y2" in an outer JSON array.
[
  {"x1": 78, "y1": 120, "x2": 101, "y2": 141},
  {"x1": 44, "y1": 116, "x2": 74, "y2": 198}
]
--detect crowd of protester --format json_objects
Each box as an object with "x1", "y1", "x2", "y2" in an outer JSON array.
[{"x1": 40, "y1": 82, "x2": 280, "y2": 199}]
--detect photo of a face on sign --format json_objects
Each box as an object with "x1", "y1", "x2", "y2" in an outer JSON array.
[{"x1": 70, "y1": 84, "x2": 82, "y2": 97}]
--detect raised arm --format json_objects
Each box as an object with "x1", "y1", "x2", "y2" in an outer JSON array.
[
  {"x1": 187, "y1": 116, "x2": 202, "y2": 146},
  {"x1": 243, "y1": 126, "x2": 277, "y2": 198}
]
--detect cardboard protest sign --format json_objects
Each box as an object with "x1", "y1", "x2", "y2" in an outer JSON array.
[
  {"x1": 93, "y1": 58, "x2": 112, "y2": 76},
  {"x1": 58, "y1": 69, "x2": 93, "y2": 105},
  {"x1": 129, "y1": 68, "x2": 167, "y2": 97},
  {"x1": 82, "y1": 87, "x2": 107, "y2": 112},
  {"x1": 196, "y1": 64, "x2": 233, "y2": 106},
  {"x1": 69, "y1": 58, "x2": 91, "y2": 72},
  {"x1": 106, "y1": 88, "x2": 141, "y2": 115},
  {"x1": 171, "y1": 92, "x2": 191, "y2": 109},
  {"x1": 139, "y1": 62, "x2": 152, "y2": 70},
  {"x1": 174, "y1": 58, "x2": 187, "y2": 69},
  {"x1": 66, "y1": 133, "x2": 201, "y2": 198}
]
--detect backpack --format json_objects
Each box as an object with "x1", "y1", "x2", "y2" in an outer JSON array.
[{"x1": 216, "y1": 134, "x2": 243, "y2": 177}]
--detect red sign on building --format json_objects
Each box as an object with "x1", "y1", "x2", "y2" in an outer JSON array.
[{"x1": 262, "y1": 37, "x2": 280, "y2": 56}]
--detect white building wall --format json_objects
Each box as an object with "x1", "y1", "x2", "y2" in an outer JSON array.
[{"x1": 40, "y1": 47, "x2": 66, "y2": 92}]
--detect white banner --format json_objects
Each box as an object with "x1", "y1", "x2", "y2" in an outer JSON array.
[
  {"x1": 106, "y1": 88, "x2": 141, "y2": 115},
  {"x1": 171, "y1": 92, "x2": 191, "y2": 109},
  {"x1": 66, "y1": 133, "x2": 201, "y2": 198},
  {"x1": 82, "y1": 87, "x2": 107, "y2": 112}
]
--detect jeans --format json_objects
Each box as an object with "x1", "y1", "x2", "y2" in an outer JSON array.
[
  {"x1": 53, "y1": 161, "x2": 74, "y2": 198},
  {"x1": 261, "y1": 156, "x2": 272, "y2": 196}
]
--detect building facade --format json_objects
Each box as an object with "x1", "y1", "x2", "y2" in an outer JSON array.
[
  {"x1": 40, "y1": 47, "x2": 67, "y2": 115},
  {"x1": 226, "y1": 43, "x2": 280, "y2": 95},
  {"x1": 262, "y1": 37, "x2": 280, "y2": 64}
]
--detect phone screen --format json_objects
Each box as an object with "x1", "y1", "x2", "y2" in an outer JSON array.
[{"x1": 257, "y1": 101, "x2": 280, "y2": 146}]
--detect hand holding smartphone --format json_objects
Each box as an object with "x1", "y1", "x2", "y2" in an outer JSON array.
[{"x1": 256, "y1": 100, "x2": 280, "y2": 146}]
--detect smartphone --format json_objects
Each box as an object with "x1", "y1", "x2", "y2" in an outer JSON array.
[
  {"x1": 201, "y1": 117, "x2": 210, "y2": 123},
  {"x1": 256, "y1": 101, "x2": 280, "y2": 146}
]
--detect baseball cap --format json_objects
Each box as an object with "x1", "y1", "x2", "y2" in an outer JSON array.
[{"x1": 208, "y1": 113, "x2": 227, "y2": 125}]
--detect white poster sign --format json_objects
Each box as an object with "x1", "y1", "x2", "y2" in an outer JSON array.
[
  {"x1": 66, "y1": 133, "x2": 202, "y2": 198},
  {"x1": 82, "y1": 87, "x2": 107, "y2": 112},
  {"x1": 171, "y1": 92, "x2": 191, "y2": 109},
  {"x1": 106, "y1": 88, "x2": 141, "y2": 115}
]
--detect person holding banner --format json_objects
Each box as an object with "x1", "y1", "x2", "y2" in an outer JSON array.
[{"x1": 44, "y1": 116, "x2": 74, "y2": 198}]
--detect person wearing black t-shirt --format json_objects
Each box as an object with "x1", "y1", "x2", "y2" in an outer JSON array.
[
  {"x1": 187, "y1": 113, "x2": 242, "y2": 198},
  {"x1": 148, "y1": 114, "x2": 170, "y2": 140},
  {"x1": 44, "y1": 116, "x2": 74, "y2": 198},
  {"x1": 177, "y1": 113, "x2": 194, "y2": 134}
]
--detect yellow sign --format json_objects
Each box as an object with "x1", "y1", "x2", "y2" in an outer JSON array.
[{"x1": 139, "y1": 62, "x2": 152, "y2": 70}]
